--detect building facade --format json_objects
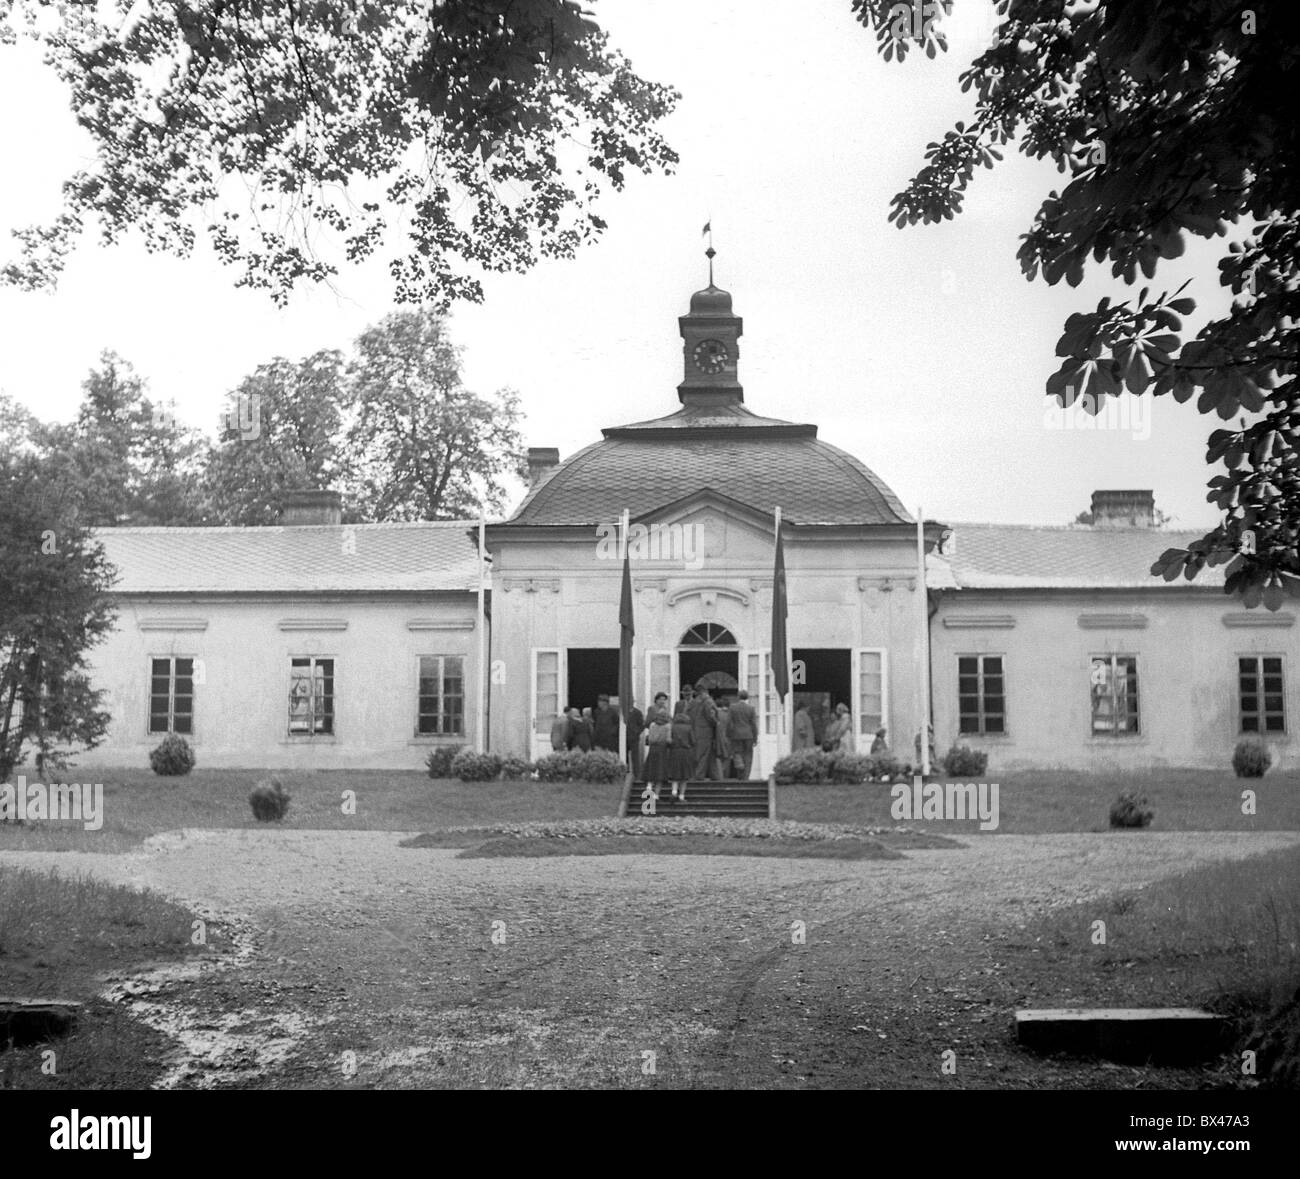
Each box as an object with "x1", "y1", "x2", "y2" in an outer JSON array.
[{"x1": 58, "y1": 284, "x2": 1295, "y2": 775}]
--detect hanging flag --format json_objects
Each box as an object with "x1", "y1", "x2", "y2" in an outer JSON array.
[
  {"x1": 771, "y1": 509, "x2": 789, "y2": 702},
  {"x1": 618, "y1": 518, "x2": 635, "y2": 723},
  {"x1": 702, "y1": 221, "x2": 711, "y2": 236}
]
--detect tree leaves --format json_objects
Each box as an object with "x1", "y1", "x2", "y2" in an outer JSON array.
[{"x1": 0, "y1": 1, "x2": 678, "y2": 306}]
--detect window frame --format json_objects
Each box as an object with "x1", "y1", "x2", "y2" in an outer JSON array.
[
  {"x1": 1089, "y1": 653, "x2": 1140, "y2": 738},
  {"x1": 147, "y1": 655, "x2": 196, "y2": 738},
  {"x1": 415, "y1": 654, "x2": 466, "y2": 738},
  {"x1": 1238, "y1": 654, "x2": 1286, "y2": 736},
  {"x1": 957, "y1": 653, "x2": 1007, "y2": 737},
  {"x1": 287, "y1": 655, "x2": 336, "y2": 739}
]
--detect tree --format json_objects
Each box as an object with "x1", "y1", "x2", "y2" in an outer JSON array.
[
  {"x1": 0, "y1": 448, "x2": 115, "y2": 782},
  {"x1": 34, "y1": 352, "x2": 210, "y2": 526},
  {"x1": 856, "y1": 0, "x2": 1299, "y2": 608},
  {"x1": 347, "y1": 308, "x2": 525, "y2": 520},
  {"x1": 0, "y1": 0, "x2": 678, "y2": 308},
  {"x1": 203, "y1": 350, "x2": 354, "y2": 524}
]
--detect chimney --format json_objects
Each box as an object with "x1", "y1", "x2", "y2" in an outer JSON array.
[
  {"x1": 281, "y1": 489, "x2": 343, "y2": 526},
  {"x1": 1090, "y1": 489, "x2": 1155, "y2": 529},
  {"x1": 526, "y1": 447, "x2": 560, "y2": 488}
]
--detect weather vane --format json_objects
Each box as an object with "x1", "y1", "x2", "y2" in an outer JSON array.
[{"x1": 702, "y1": 219, "x2": 715, "y2": 285}]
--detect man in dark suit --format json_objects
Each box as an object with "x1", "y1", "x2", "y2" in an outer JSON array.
[
  {"x1": 687, "y1": 682, "x2": 718, "y2": 780},
  {"x1": 626, "y1": 700, "x2": 645, "y2": 779},
  {"x1": 727, "y1": 689, "x2": 758, "y2": 779},
  {"x1": 591, "y1": 693, "x2": 619, "y2": 752}
]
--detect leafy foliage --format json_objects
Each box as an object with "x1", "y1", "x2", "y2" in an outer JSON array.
[
  {"x1": 425, "y1": 744, "x2": 466, "y2": 779},
  {"x1": 346, "y1": 309, "x2": 526, "y2": 519},
  {"x1": 33, "y1": 352, "x2": 210, "y2": 527},
  {"x1": 1108, "y1": 790, "x2": 1154, "y2": 829},
  {"x1": 204, "y1": 351, "x2": 352, "y2": 525},
  {"x1": 450, "y1": 749, "x2": 503, "y2": 782},
  {"x1": 0, "y1": 0, "x2": 678, "y2": 307},
  {"x1": 249, "y1": 774, "x2": 291, "y2": 821},
  {"x1": 499, "y1": 755, "x2": 534, "y2": 781},
  {"x1": 148, "y1": 733, "x2": 195, "y2": 776},
  {"x1": 1232, "y1": 735, "x2": 1273, "y2": 778},
  {"x1": 534, "y1": 749, "x2": 625, "y2": 782},
  {"x1": 942, "y1": 743, "x2": 989, "y2": 776},
  {"x1": 855, "y1": 0, "x2": 1300, "y2": 607},
  {"x1": 0, "y1": 448, "x2": 116, "y2": 781},
  {"x1": 773, "y1": 749, "x2": 832, "y2": 784}
]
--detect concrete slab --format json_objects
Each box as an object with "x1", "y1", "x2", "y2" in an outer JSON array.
[{"x1": 1015, "y1": 1007, "x2": 1232, "y2": 1065}]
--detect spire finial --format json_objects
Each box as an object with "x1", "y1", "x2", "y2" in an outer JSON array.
[{"x1": 702, "y1": 219, "x2": 714, "y2": 286}]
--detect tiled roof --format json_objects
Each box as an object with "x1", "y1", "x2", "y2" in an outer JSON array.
[
  {"x1": 96, "y1": 522, "x2": 482, "y2": 595},
  {"x1": 510, "y1": 399, "x2": 911, "y2": 527},
  {"x1": 931, "y1": 524, "x2": 1225, "y2": 590}
]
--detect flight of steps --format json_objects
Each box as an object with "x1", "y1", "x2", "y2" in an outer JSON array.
[{"x1": 623, "y1": 778, "x2": 772, "y2": 819}]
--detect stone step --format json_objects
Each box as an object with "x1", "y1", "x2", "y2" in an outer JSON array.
[
  {"x1": 1015, "y1": 1007, "x2": 1231, "y2": 1065},
  {"x1": 0, "y1": 997, "x2": 83, "y2": 1047}
]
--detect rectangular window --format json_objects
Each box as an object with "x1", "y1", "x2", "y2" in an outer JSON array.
[
  {"x1": 417, "y1": 655, "x2": 465, "y2": 736},
  {"x1": 289, "y1": 657, "x2": 334, "y2": 736},
  {"x1": 1240, "y1": 656, "x2": 1286, "y2": 734},
  {"x1": 856, "y1": 650, "x2": 885, "y2": 739},
  {"x1": 958, "y1": 654, "x2": 1006, "y2": 735},
  {"x1": 746, "y1": 650, "x2": 777, "y2": 736},
  {"x1": 1090, "y1": 655, "x2": 1139, "y2": 736},
  {"x1": 149, "y1": 657, "x2": 194, "y2": 735}
]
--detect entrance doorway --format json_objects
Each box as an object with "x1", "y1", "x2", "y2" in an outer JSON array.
[
  {"x1": 678, "y1": 622, "x2": 740, "y2": 702},
  {"x1": 792, "y1": 648, "x2": 852, "y2": 746},
  {"x1": 566, "y1": 647, "x2": 618, "y2": 712}
]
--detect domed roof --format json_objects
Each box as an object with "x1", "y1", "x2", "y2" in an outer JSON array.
[
  {"x1": 508, "y1": 401, "x2": 911, "y2": 527},
  {"x1": 687, "y1": 284, "x2": 735, "y2": 316}
]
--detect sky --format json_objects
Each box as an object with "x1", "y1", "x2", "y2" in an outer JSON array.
[{"x1": 0, "y1": 0, "x2": 1229, "y2": 528}]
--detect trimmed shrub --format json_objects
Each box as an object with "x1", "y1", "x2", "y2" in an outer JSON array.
[
  {"x1": 499, "y1": 755, "x2": 533, "y2": 781},
  {"x1": 249, "y1": 775, "x2": 291, "y2": 821},
  {"x1": 149, "y1": 733, "x2": 195, "y2": 776},
  {"x1": 451, "y1": 749, "x2": 502, "y2": 782},
  {"x1": 773, "y1": 749, "x2": 832, "y2": 784},
  {"x1": 869, "y1": 754, "x2": 907, "y2": 782},
  {"x1": 1108, "y1": 791, "x2": 1154, "y2": 829},
  {"x1": 533, "y1": 750, "x2": 627, "y2": 783},
  {"x1": 1233, "y1": 736, "x2": 1273, "y2": 778},
  {"x1": 828, "y1": 752, "x2": 874, "y2": 784},
  {"x1": 942, "y1": 744, "x2": 989, "y2": 777},
  {"x1": 425, "y1": 744, "x2": 465, "y2": 779}
]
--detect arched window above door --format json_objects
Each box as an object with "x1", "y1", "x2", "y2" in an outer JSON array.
[{"x1": 679, "y1": 622, "x2": 738, "y2": 647}]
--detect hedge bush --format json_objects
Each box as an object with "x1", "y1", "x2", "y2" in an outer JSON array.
[
  {"x1": 451, "y1": 749, "x2": 503, "y2": 782},
  {"x1": 249, "y1": 775, "x2": 291, "y2": 821},
  {"x1": 533, "y1": 749, "x2": 627, "y2": 783},
  {"x1": 942, "y1": 744, "x2": 989, "y2": 776},
  {"x1": 1108, "y1": 791, "x2": 1154, "y2": 829},
  {"x1": 772, "y1": 749, "x2": 831, "y2": 783},
  {"x1": 149, "y1": 733, "x2": 195, "y2": 776},
  {"x1": 425, "y1": 744, "x2": 465, "y2": 778},
  {"x1": 499, "y1": 755, "x2": 534, "y2": 781},
  {"x1": 1233, "y1": 736, "x2": 1273, "y2": 778}
]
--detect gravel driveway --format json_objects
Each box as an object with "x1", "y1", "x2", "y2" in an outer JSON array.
[{"x1": 5, "y1": 829, "x2": 1297, "y2": 1088}]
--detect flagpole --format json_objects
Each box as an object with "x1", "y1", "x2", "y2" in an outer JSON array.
[
  {"x1": 917, "y1": 505, "x2": 931, "y2": 777},
  {"x1": 477, "y1": 510, "x2": 488, "y2": 754},
  {"x1": 619, "y1": 508, "x2": 630, "y2": 768}
]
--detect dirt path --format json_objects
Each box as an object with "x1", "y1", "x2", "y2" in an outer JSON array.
[{"x1": 4, "y1": 829, "x2": 1297, "y2": 1088}]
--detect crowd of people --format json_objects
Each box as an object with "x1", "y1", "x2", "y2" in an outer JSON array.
[{"x1": 550, "y1": 688, "x2": 899, "y2": 804}]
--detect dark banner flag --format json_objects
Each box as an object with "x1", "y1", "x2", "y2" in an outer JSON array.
[
  {"x1": 618, "y1": 525, "x2": 635, "y2": 723},
  {"x1": 771, "y1": 507, "x2": 789, "y2": 701}
]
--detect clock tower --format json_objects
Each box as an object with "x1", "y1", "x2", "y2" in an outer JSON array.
[{"x1": 678, "y1": 247, "x2": 743, "y2": 407}]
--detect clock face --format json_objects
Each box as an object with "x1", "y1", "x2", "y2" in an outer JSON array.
[{"x1": 693, "y1": 338, "x2": 729, "y2": 374}]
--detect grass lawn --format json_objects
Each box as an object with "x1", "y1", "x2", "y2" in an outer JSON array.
[
  {"x1": 778, "y1": 767, "x2": 1300, "y2": 833},
  {"x1": 0, "y1": 769, "x2": 622, "y2": 853},
  {"x1": 1007, "y1": 843, "x2": 1300, "y2": 1085},
  {"x1": 0, "y1": 865, "x2": 227, "y2": 1089}
]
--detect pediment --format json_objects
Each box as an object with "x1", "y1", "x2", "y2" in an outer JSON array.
[{"x1": 628, "y1": 488, "x2": 782, "y2": 569}]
